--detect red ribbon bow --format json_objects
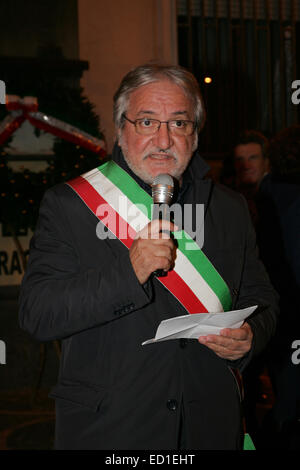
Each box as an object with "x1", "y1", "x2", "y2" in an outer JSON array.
[
  {"x1": 6, "y1": 95, "x2": 38, "y2": 113},
  {"x1": 0, "y1": 95, "x2": 106, "y2": 156}
]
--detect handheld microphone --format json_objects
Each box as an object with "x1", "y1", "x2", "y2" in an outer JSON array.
[{"x1": 151, "y1": 174, "x2": 174, "y2": 277}]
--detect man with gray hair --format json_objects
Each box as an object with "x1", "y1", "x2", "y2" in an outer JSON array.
[{"x1": 19, "y1": 64, "x2": 278, "y2": 450}]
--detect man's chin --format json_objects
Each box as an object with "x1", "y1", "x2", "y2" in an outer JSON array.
[
  {"x1": 239, "y1": 178, "x2": 259, "y2": 189},
  {"x1": 123, "y1": 152, "x2": 184, "y2": 185},
  {"x1": 143, "y1": 159, "x2": 178, "y2": 179},
  {"x1": 238, "y1": 173, "x2": 258, "y2": 184}
]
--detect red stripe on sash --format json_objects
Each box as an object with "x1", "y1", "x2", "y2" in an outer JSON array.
[{"x1": 67, "y1": 176, "x2": 208, "y2": 314}]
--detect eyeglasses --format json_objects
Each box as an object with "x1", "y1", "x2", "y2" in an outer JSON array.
[{"x1": 122, "y1": 114, "x2": 196, "y2": 136}]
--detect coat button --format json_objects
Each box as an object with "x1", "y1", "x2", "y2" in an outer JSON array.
[
  {"x1": 166, "y1": 399, "x2": 178, "y2": 411},
  {"x1": 180, "y1": 339, "x2": 187, "y2": 348}
]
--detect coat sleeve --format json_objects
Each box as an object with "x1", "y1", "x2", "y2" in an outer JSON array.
[
  {"x1": 231, "y1": 196, "x2": 280, "y2": 370},
  {"x1": 19, "y1": 186, "x2": 153, "y2": 342}
]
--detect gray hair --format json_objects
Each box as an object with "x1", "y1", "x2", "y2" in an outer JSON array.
[{"x1": 113, "y1": 63, "x2": 206, "y2": 133}]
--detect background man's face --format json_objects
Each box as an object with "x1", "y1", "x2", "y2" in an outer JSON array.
[
  {"x1": 234, "y1": 142, "x2": 269, "y2": 187},
  {"x1": 118, "y1": 80, "x2": 197, "y2": 185}
]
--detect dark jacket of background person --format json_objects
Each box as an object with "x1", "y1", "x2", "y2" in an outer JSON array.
[
  {"x1": 251, "y1": 124, "x2": 300, "y2": 448},
  {"x1": 256, "y1": 174, "x2": 300, "y2": 343},
  {"x1": 255, "y1": 171, "x2": 300, "y2": 443},
  {"x1": 18, "y1": 145, "x2": 279, "y2": 450}
]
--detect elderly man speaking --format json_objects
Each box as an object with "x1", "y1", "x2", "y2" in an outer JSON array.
[{"x1": 19, "y1": 64, "x2": 278, "y2": 450}]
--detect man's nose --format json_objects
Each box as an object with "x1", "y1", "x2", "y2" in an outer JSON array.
[
  {"x1": 240, "y1": 159, "x2": 252, "y2": 170},
  {"x1": 152, "y1": 122, "x2": 173, "y2": 149}
]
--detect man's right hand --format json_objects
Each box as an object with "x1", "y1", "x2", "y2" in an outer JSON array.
[{"x1": 129, "y1": 219, "x2": 178, "y2": 284}]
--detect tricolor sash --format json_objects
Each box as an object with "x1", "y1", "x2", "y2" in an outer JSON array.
[{"x1": 67, "y1": 160, "x2": 232, "y2": 314}]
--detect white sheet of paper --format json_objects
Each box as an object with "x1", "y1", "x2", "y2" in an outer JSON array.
[{"x1": 142, "y1": 305, "x2": 257, "y2": 345}]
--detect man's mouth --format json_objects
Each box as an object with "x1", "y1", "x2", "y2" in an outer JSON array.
[{"x1": 146, "y1": 154, "x2": 174, "y2": 160}]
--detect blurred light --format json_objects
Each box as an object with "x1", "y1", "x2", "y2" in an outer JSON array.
[{"x1": 204, "y1": 76, "x2": 212, "y2": 84}]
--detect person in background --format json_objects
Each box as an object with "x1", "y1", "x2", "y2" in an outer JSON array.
[
  {"x1": 228, "y1": 126, "x2": 300, "y2": 449},
  {"x1": 255, "y1": 125, "x2": 300, "y2": 449},
  {"x1": 233, "y1": 130, "x2": 270, "y2": 226},
  {"x1": 229, "y1": 130, "x2": 272, "y2": 442}
]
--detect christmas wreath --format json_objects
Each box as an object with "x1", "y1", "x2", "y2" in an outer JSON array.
[
  {"x1": 0, "y1": 82, "x2": 106, "y2": 267},
  {"x1": 0, "y1": 80, "x2": 106, "y2": 270}
]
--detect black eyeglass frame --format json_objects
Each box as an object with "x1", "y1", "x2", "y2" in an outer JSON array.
[{"x1": 122, "y1": 114, "x2": 196, "y2": 136}]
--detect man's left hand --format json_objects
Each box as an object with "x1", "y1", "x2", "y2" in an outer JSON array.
[{"x1": 198, "y1": 322, "x2": 253, "y2": 361}]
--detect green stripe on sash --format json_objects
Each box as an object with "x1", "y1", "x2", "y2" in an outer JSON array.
[{"x1": 98, "y1": 160, "x2": 232, "y2": 312}]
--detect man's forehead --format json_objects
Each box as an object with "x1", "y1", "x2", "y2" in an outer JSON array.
[
  {"x1": 127, "y1": 80, "x2": 193, "y2": 112},
  {"x1": 234, "y1": 142, "x2": 264, "y2": 157}
]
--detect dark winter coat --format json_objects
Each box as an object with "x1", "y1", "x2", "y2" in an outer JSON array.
[{"x1": 19, "y1": 144, "x2": 279, "y2": 450}]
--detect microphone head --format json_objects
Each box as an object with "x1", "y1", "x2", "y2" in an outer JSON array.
[{"x1": 152, "y1": 174, "x2": 174, "y2": 204}]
